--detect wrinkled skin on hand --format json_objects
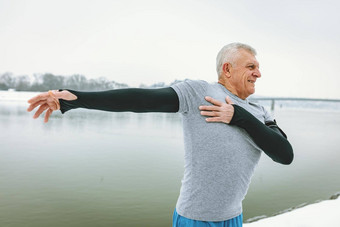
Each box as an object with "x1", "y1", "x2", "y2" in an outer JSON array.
[{"x1": 199, "y1": 96, "x2": 234, "y2": 124}]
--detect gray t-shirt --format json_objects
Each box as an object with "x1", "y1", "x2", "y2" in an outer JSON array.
[{"x1": 171, "y1": 80, "x2": 273, "y2": 221}]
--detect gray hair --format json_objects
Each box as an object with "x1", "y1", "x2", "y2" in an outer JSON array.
[{"x1": 216, "y1": 43, "x2": 257, "y2": 77}]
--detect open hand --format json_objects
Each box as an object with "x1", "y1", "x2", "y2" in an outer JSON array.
[
  {"x1": 27, "y1": 90, "x2": 77, "y2": 123},
  {"x1": 199, "y1": 96, "x2": 234, "y2": 124}
]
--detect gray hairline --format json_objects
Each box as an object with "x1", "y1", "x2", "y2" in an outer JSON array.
[{"x1": 216, "y1": 43, "x2": 257, "y2": 78}]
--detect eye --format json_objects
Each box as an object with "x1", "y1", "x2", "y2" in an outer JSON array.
[{"x1": 248, "y1": 65, "x2": 255, "y2": 69}]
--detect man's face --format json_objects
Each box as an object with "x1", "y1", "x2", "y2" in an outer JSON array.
[{"x1": 228, "y1": 49, "x2": 261, "y2": 99}]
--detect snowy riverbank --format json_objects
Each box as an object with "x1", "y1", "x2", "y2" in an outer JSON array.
[{"x1": 244, "y1": 193, "x2": 340, "y2": 226}]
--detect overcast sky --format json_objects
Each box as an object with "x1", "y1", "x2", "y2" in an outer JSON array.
[{"x1": 1, "y1": 0, "x2": 340, "y2": 98}]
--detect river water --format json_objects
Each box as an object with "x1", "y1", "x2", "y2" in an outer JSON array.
[{"x1": 1, "y1": 92, "x2": 340, "y2": 226}]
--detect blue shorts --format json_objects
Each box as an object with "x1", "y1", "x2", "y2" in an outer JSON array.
[{"x1": 172, "y1": 209, "x2": 243, "y2": 227}]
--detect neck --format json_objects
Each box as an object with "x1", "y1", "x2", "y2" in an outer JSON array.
[{"x1": 218, "y1": 78, "x2": 247, "y2": 100}]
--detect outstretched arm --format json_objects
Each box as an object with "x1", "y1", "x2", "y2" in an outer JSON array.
[
  {"x1": 58, "y1": 87, "x2": 179, "y2": 113},
  {"x1": 27, "y1": 87, "x2": 179, "y2": 122},
  {"x1": 199, "y1": 96, "x2": 294, "y2": 165}
]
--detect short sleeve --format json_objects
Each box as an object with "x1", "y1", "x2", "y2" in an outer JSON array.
[
  {"x1": 171, "y1": 80, "x2": 208, "y2": 114},
  {"x1": 262, "y1": 106, "x2": 274, "y2": 122}
]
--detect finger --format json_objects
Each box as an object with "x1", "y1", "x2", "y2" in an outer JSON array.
[
  {"x1": 27, "y1": 100, "x2": 46, "y2": 112},
  {"x1": 204, "y1": 96, "x2": 223, "y2": 106},
  {"x1": 205, "y1": 117, "x2": 223, "y2": 122},
  {"x1": 27, "y1": 92, "x2": 49, "y2": 104},
  {"x1": 225, "y1": 96, "x2": 234, "y2": 104},
  {"x1": 199, "y1": 105, "x2": 221, "y2": 111},
  {"x1": 44, "y1": 108, "x2": 53, "y2": 123},
  {"x1": 200, "y1": 111, "x2": 219, "y2": 117},
  {"x1": 205, "y1": 117, "x2": 231, "y2": 124},
  {"x1": 33, "y1": 104, "x2": 49, "y2": 119},
  {"x1": 47, "y1": 99, "x2": 58, "y2": 111}
]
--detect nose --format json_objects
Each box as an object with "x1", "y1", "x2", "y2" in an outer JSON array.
[{"x1": 253, "y1": 68, "x2": 261, "y2": 78}]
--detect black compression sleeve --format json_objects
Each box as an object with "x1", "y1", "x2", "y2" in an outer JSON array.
[
  {"x1": 265, "y1": 120, "x2": 287, "y2": 138},
  {"x1": 230, "y1": 105, "x2": 294, "y2": 165},
  {"x1": 58, "y1": 87, "x2": 179, "y2": 113}
]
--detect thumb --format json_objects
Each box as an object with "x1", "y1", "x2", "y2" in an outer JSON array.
[
  {"x1": 57, "y1": 90, "x2": 78, "y2": 101},
  {"x1": 225, "y1": 96, "x2": 234, "y2": 104}
]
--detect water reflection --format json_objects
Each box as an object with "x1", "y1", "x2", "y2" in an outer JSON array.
[{"x1": 1, "y1": 100, "x2": 340, "y2": 226}]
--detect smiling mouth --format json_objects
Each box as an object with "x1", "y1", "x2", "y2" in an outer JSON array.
[{"x1": 247, "y1": 80, "x2": 255, "y2": 84}]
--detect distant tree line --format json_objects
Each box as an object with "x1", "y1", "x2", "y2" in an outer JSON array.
[{"x1": 0, "y1": 72, "x2": 183, "y2": 91}]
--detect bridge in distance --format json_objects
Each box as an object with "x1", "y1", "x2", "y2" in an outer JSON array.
[{"x1": 249, "y1": 97, "x2": 340, "y2": 111}]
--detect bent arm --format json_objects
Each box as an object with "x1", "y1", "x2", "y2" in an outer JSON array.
[
  {"x1": 230, "y1": 105, "x2": 294, "y2": 165},
  {"x1": 59, "y1": 87, "x2": 179, "y2": 114}
]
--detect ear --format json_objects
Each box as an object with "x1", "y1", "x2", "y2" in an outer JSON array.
[{"x1": 222, "y1": 62, "x2": 232, "y2": 78}]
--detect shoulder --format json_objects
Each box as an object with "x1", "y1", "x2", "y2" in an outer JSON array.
[
  {"x1": 248, "y1": 100, "x2": 264, "y2": 109},
  {"x1": 170, "y1": 79, "x2": 211, "y2": 114},
  {"x1": 248, "y1": 101, "x2": 274, "y2": 122},
  {"x1": 171, "y1": 79, "x2": 209, "y2": 87},
  {"x1": 171, "y1": 79, "x2": 210, "y2": 94}
]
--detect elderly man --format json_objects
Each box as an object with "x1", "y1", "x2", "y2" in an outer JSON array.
[{"x1": 28, "y1": 43, "x2": 293, "y2": 227}]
